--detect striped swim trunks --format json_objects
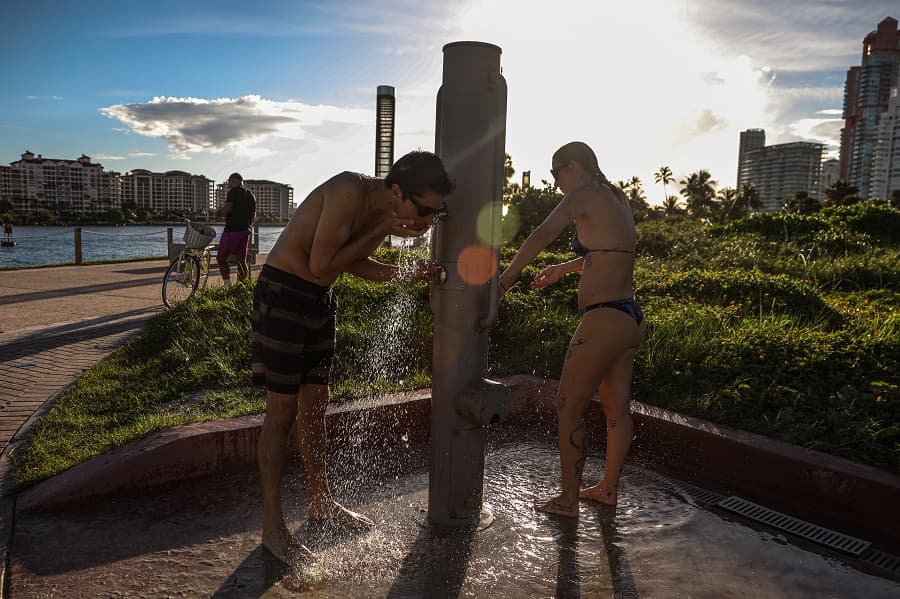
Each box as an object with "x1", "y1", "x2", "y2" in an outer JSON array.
[{"x1": 251, "y1": 265, "x2": 336, "y2": 393}]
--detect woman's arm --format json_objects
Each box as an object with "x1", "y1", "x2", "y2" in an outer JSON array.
[
  {"x1": 529, "y1": 257, "x2": 583, "y2": 290},
  {"x1": 499, "y1": 195, "x2": 578, "y2": 290}
]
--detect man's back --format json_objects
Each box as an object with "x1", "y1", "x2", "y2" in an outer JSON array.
[{"x1": 225, "y1": 187, "x2": 255, "y2": 232}]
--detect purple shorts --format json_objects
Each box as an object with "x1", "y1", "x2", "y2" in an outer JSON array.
[{"x1": 219, "y1": 230, "x2": 250, "y2": 255}]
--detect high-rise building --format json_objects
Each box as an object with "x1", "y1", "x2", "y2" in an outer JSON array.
[
  {"x1": 740, "y1": 140, "x2": 824, "y2": 212},
  {"x1": 120, "y1": 169, "x2": 214, "y2": 216},
  {"x1": 840, "y1": 17, "x2": 900, "y2": 199},
  {"x1": 215, "y1": 179, "x2": 294, "y2": 221},
  {"x1": 375, "y1": 85, "x2": 396, "y2": 178},
  {"x1": 737, "y1": 128, "x2": 765, "y2": 188},
  {"x1": 820, "y1": 158, "x2": 841, "y2": 196},
  {"x1": 870, "y1": 87, "x2": 900, "y2": 201},
  {"x1": 1, "y1": 151, "x2": 120, "y2": 214}
]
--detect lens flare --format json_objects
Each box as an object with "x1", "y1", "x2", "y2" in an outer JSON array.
[{"x1": 457, "y1": 244, "x2": 497, "y2": 286}]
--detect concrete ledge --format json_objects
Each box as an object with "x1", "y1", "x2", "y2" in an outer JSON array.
[{"x1": 17, "y1": 376, "x2": 900, "y2": 549}]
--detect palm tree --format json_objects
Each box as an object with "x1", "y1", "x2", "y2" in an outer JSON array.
[
  {"x1": 654, "y1": 166, "x2": 674, "y2": 202},
  {"x1": 679, "y1": 170, "x2": 717, "y2": 219},
  {"x1": 823, "y1": 179, "x2": 859, "y2": 207},
  {"x1": 738, "y1": 183, "x2": 762, "y2": 213},
  {"x1": 661, "y1": 195, "x2": 683, "y2": 217},
  {"x1": 713, "y1": 186, "x2": 741, "y2": 223},
  {"x1": 624, "y1": 177, "x2": 648, "y2": 221}
]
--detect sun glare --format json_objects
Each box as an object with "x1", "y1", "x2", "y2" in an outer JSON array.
[{"x1": 444, "y1": 0, "x2": 784, "y2": 202}]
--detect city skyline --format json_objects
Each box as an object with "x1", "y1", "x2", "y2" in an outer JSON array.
[{"x1": 1, "y1": 1, "x2": 896, "y2": 205}]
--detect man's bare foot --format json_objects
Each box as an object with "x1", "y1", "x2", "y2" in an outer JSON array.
[
  {"x1": 533, "y1": 495, "x2": 579, "y2": 518},
  {"x1": 579, "y1": 483, "x2": 617, "y2": 506},
  {"x1": 261, "y1": 525, "x2": 314, "y2": 563},
  {"x1": 308, "y1": 500, "x2": 374, "y2": 531}
]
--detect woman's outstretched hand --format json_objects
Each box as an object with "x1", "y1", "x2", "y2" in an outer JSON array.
[{"x1": 531, "y1": 264, "x2": 564, "y2": 289}]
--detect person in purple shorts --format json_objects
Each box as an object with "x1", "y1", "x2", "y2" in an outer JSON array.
[{"x1": 217, "y1": 172, "x2": 256, "y2": 286}]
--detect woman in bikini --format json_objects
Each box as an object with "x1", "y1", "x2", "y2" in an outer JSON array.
[{"x1": 499, "y1": 141, "x2": 646, "y2": 517}]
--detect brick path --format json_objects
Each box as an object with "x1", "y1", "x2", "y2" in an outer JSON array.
[
  {"x1": 0, "y1": 256, "x2": 268, "y2": 593},
  {"x1": 0, "y1": 260, "x2": 169, "y2": 455},
  {"x1": 0, "y1": 313, "x2": 154, "y2": 452}
]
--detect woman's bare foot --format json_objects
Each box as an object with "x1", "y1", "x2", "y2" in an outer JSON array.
[
  {"x1": 308, "y1": 500, "x2": 374, "y2": 531},
  {"x1": 579, "y1": 483, "x2": 617, "y2": 506},
  {"x1": 533, "y1": 495, "x2": 579, "y2": 518}
]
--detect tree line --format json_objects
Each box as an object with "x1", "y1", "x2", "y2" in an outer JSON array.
[{"x1": 502, "y1": 155, "x2": 900, "y2": 249}]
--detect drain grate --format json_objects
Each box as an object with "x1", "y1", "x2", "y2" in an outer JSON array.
[
  {"x1": 716, "y1": 496, "x2": 871, "y2": 557},
  {"x1": 674, "y1": 481, "x2": 726, "y2": 507},
  {"x1": 859, "y1": 548, "x2": 900, "y2": 578},
  {"x1": 639, "y1": 470, "x2": 726, "y2": 507}
]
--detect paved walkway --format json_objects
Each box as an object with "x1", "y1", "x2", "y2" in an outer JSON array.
[
  {"x1": 0, "y1": 260, "x2": 169, "y2": 453},
  {"x1": 0, "y1": 257, "x2": 264, "y2": 594}
]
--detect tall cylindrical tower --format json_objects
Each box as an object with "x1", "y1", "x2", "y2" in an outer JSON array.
[
  {"x1": 429, "y1": 41, "x2": 509, "y2": 528},
  {"x1": 375, "y1": 85, "x2": 396, "y2": 177}
]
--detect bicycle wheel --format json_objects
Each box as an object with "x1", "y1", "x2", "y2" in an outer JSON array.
[
  {"x1": 198, "y1": 246, "x2": 213, "y2": 290},
  {"x1": 163, "y1": 254, "x2": 201, "y2": 308}
]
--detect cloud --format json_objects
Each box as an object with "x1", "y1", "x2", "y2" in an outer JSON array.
[
  {"x1": 101, "y1": 95, "x2": 372, "y2": 154},
  {"x1": 788, "y1": 118, "x2": 843, "y2": 148},
  {"x1": 105, "y1": 16, "x2": 328, "y2": 38},
  {"x1": 695, "y1": 110, "x2": 729, "y2": 135},
  {"x1": 25, "y1": 95, "x2": 62, "y2": 101},
  {"x1": 94, "y1": 154, "x2": 126, "y2": 160},
  {"x1": 685, "y1": 1, "x2": 896, "y2": 71}
]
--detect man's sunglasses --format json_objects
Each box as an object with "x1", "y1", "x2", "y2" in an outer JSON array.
[
  {"x1": 550, "y1": 163, "x2": 567, "y2": 180},
  {"x1": 405, "y1": 194, "x2": 447, "y2": 220}
]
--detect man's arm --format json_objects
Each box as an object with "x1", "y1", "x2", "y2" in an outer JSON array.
[
  {"x1": 307, "y1": 176, "x2": 413, "y2": 278},
  {"x1": 345, "y1": 258, "x2": 398, "y2": 282},
  {"x1": 346, "y1": 257, "x2": 435, "y2": 284},
  {"x1": 217, "y1": 201, "x2": 233, "y2": 218}
]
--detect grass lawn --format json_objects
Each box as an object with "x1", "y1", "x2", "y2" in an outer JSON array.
[{"x1": 14, "y1": 203, "x2": 900, "y2": 488}]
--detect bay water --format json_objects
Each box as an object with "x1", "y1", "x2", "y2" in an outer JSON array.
[{"x1": 0, "y1": 225, "x2": 286, "y2": 269}]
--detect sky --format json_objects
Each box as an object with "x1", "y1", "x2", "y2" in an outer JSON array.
[{"x1": 1, "y1": 0, "x2": 896, "y2": 205}]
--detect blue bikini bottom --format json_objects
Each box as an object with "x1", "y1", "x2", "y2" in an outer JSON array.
[{"x1": 581, "y1": 297, "x2": 644, "y2": 325}]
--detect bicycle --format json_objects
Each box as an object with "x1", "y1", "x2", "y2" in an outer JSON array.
[{"x1": 162, "y1": 213, "x2": 218, "y2": 308}]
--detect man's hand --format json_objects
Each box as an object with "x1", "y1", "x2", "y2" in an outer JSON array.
[
  {"x1": 397, "y1": 259, "x2": 441, "y2": 284},
  {"x1": 380, "y1": 217, "x2": 429, "y2": 238}
]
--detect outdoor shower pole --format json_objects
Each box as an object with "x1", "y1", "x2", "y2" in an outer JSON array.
[{"x1": 429, "y1": 41, "x2": 509, "y2": 528}]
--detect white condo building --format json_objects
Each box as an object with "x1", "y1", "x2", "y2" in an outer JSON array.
[
  {"x1": 120, "y1": 169, "x2": 215, "y2": 216},
  {"x1": 736, "y1": 134, "x2": 824, "y2": 212},
  {"x1": 0, "y1": 151, "x2": 120, "y2": 214},
  {"x1": 215, "y1": 179, "x2": 294, "y2": 221},
  {"x1": 870, "y1": 88, "x2": 900, "y2": 202}
]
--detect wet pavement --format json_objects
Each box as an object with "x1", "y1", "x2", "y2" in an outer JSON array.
[{"x1": 8, "y1": 431, "x2": 898, "y2": 598}]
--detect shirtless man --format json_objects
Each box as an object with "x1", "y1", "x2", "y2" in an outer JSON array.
[{"x1": 252, "y1": 151, "x2": 453, "y2": 560}]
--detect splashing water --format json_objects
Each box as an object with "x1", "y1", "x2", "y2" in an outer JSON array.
[{"x1": 360, "y1": 237, "x2": 426, "y2": 395}]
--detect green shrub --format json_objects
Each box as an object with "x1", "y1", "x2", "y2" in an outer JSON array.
[{"x1": 640, "y1": 268, "x2": 835, "y2": 324}]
